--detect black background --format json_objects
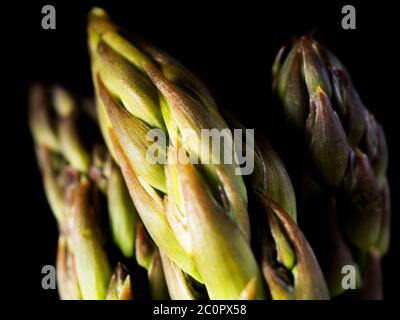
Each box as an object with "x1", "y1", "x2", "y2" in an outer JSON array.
[{"x1": 5, "y1": 0, "x2": 398, "y2": 303}]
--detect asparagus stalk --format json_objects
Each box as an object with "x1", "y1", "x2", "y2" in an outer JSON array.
[{"x1": 272, "y1": 35, "x2": 390, "y2": 298}]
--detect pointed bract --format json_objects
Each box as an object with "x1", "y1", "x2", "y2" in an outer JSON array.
[
  {"x1": 306, "y1": 88, "x2": 350, "y2": 187},
  {"x1": 106, "y1": 263, "x2": 134, "y2": 300},
  {"x1": 259, "y1": 194, "x2": 329, "y2": 300},
  {"x1": 148, "y1": 250, "x2": 170, "y2": 300},
  {"x1": 174, "y1": 148, "x2": 264, "y2": 299},
  {"x1": 68, "y1": 177, "x2": 112, "y2": 300}
]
